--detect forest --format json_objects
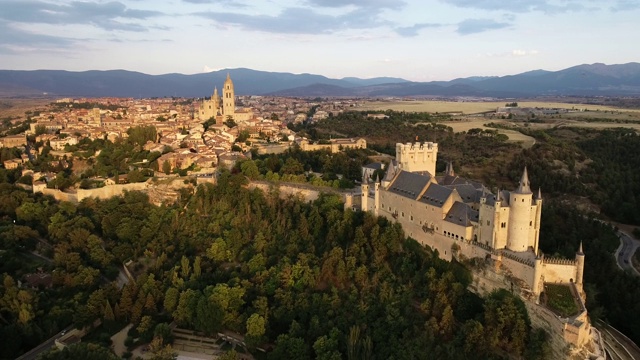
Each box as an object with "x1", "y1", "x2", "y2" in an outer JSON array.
[
  {"x1": 0, "y1": 171, "x2": 548, "y2": 359},
  {"x1": 3, "y1": 110, "x2": 640, "y2": 358},
  {"x1": 237, "y1": 147, "x2": 376, "y2": 188},
  {"x1": 287, "y1": 111, "x2": 640, "y2": 346}
]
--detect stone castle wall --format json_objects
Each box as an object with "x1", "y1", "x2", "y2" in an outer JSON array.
[
  {"x1": 542, "y1": 261, "x2": 579, "y2": 284},
  {"x1": 40, "y1": 182, "x2": 151, "y2": 203}
]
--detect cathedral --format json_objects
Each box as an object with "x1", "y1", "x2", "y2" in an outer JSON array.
[
  {"x1": 353, "y1": 141, "x2": 591, "y2": 347},
  {"x1": 197, "y1": 74, "x2": 253, "y2": 123}
]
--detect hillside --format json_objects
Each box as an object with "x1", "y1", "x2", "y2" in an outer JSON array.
[{"x1": 1, "y1": 63, "x2": 640, "y2": 98}]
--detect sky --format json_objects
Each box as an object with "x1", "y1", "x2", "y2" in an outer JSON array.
[{"x1": 0, "y1": 0, "x2": 638, "y2": 81}]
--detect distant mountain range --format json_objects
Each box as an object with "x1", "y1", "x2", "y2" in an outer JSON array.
[{"x1": 1, "y1": 63, "x2": 640, "y2": 98}]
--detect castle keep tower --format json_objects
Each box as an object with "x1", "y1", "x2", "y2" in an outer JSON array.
[
  {"x1": 396, "y1": 142, "x2": 438, "y2": 175},
  {"x1": 575, "y1": 242, "x2": 585, "y2": 291}
]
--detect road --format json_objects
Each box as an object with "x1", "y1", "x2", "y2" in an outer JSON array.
[
  {"x1": 599, "y1": 322, "x2": 640, "y2": 360},
  {"x1": 15, "y1": 326, "x2": 73, "y2": 360},
  {"x1": 615, "y1": 230, "x2": 640, "y2": 276}
]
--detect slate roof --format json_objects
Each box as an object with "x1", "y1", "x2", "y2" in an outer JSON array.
[
  {"x1": 446, "y1": 184, "x2": 481, "y2": 204},
  {"x1": 438, "y1": 174, "x2": 485, "y2": 190},
  {"x1": 363, "y1": 162, "x2": 384, "y2": 170},
  {"x1": 444, "y1": 202, "x2": 479, "y2": 226},
  {"x1": 387, "y1": 170, "x2": 431, "y2": 200},
  {"x1": 484, "y1": 193, "x2": 498, "y2": 206},
  {"x1": 383, "y1": 160, "x2": 398, "y2": 182},
  {"x1": 418, "y1": 183, "x2": 453, "y2": 207}
]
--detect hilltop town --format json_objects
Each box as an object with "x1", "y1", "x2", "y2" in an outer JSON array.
[{"x1": 0, "y1": 75, "x2": 368, "y2": 203}]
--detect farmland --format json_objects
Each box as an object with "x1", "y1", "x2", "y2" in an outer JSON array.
[{"x1": 353, "y1": 100, "x2": 640, "y2": 114}]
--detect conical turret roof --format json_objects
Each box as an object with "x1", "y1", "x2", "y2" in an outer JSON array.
[{"x1": 515, "y1": 167, "x2": 532, "y2": 194}]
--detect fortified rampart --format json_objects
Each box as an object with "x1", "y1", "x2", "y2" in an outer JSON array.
[
  {"x1": 40, "y1": 182, "x2": 149, "y2": 203},
  {"x1": 248, "y1": 181, "x2": 349, "y2": 203}
]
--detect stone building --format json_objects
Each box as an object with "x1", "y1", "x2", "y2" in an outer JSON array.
[
  {"x1": 351, "y1": 141, "x2": 591, "y2": 349},
  {"x1": 198, "y1": 74, "x2": 253, "y2": 123},
  {"x1": 297, "y1": 138, "x2": 366, "y2": 153}
]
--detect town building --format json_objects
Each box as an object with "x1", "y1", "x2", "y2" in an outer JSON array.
[
  {"x1": 297, "y1": 137, "x2": 367, "y2": 153},
  {"x1": 198, "y1": 74, "x2": 253, "y2": 123}
]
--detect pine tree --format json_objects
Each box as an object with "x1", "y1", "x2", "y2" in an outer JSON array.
[{"x1": 104, "y1": 300, "x2": 115, "y2": 322}]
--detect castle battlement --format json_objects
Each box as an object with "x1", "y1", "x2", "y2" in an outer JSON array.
[
  {"x1": 395, "y1": 142, "x2": 438, "y2": 175},
  {"x1": 543, "y1": 257, "x2": 577, "y2": 266},
  {"x1": 498, "y1": 250, "x2": 535, "y2": 267}
]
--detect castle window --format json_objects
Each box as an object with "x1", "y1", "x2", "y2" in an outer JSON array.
[
  {"x1": 522, "y1": 199, "x2": 524, "y2": 202},
  {"x1": 401, "y1": 212, "x2": 404, "y2": 217},
  {"x1": 410, "y1": 215, "x2": 414, "y2": 221},
  {"x1": 486, "y1": 220, "x2": 490, "y2": 226},
  {"x1": 530, "y1": 221, "x2": 532, "y2": 226}
]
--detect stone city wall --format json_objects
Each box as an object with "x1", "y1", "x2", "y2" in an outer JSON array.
[{"x1": 40, "y1": 182, "x2": 149, "y2": 203}]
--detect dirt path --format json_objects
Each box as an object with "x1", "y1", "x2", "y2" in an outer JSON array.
[{"x1": 111, "y1": 324, "x2": 132, "y2": 357}]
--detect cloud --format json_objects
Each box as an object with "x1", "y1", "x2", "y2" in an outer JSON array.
[
  {"x1": 196, "y1": 7, "x2": 390, "y2": 34},
  {"x1": 456, "y1": 18, "x2": 511, "y2": 34},
  {"x1": 0, "y1": 21, "x2": 75, "y2": 54},
  {"x1": 475, "y1": 49, "x2": 540, "y2": 58},
  {"x1": 182, "y1": 0, "x2": 247, "y2": 6},
  {"x1": 203, "y1": 65, "x2": 222, "y2": 72},
  {"x1": 511, "y1": 49, "x2": 539, "y2": 56},
  {"x1": 610, "y1": 0, "x2": 640, "y2": 11},
  {"x1": 440, "y1": 0, "x2": 597, "y2": 13},
  {"x1": 305, "y1": 0, "x2": 406, "y2": 10},
  {"x1": 0, "y1": 1, "x2": 165, "y2": 32},
  {"x1": 395, "y1": 23, "x2": 443, "y2": 37}
]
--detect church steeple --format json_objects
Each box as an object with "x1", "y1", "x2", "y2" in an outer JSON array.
[{"x1": 516, "y1": 167, "x2": 532, "y2": 194}]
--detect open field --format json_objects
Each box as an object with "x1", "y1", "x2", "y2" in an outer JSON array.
[
  {"x1": 353, "y1": 100, "x2": 640, "y2": 114},
  {"x1": 0, "y1": 98, "x2": 51, "y2": 121},
  {"x1": 441, "y1": 119, "x2": 537, "y2": 148}
]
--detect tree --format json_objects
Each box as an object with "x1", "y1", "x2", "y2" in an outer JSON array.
[
  {"x1": 224, "y1": 116, "x2": 237, "y2": 128},
  {"x1": 148, "y1": 336, "x2": 177, "y2": 360},
  {"x1": 164, "y1": 287, "x2": 180, "y2": 313},
  {"x1": 245, "y1": 313, "x2": 266, "y2": 347},
  {"x1": 240, "y1": 160, "x2": 260, "y2": 180},
  {"x1": 162, "y1": 160, "x2": 171, "y2": 175},
  {"x1": 35, "y1": 124, "x2": 47, "y2": 136},
  {"x1": 104, "y1": 300, "x2": 115, "y2": 322},
  {"x1": 281, "y1": 158, "x2": 304, "y2": 175},
  {"x1": 192, "y1": 256, "x2": 202, "y2": 280},
  {"x1": 154, "y1": 323, "x2": 174, "y2": 344},
  {"x1": 38, "y1": 343, "x2": 119, "y2": 360},
  {"x1": 483, "y1": 290, "x2": 530, "y2": 355}
]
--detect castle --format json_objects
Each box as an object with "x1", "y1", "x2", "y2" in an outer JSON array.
[
  {"x1": 197, "y1": 74, "x2": 253, "y2": 123},
  {"x1": 351, "y1": 141, "x2": 592, "y2": 349}
]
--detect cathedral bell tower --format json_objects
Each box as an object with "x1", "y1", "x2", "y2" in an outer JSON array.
[{"x1": 223, "y1": 73, "x2": 235, "y2": 120}]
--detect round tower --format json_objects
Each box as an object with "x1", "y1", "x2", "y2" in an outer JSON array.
[
  {"x1": 575, "y1": 241, "x2": 585, "y2": 291},
  {"x1": 361, "y1": 177, "x2": 369, "y2": 212},
  {"x1": 507, "y1": 167, "x2": 533, "y2": 252},
  {"x1": 374, "y1": 174, "x2": 380, "y2": 216},
  {"x1": 532, "y1": 252, "x2": 544, "y2": 301},
  {"x1": 532, "y1": 188, "x2": 543, "y2": 252}
]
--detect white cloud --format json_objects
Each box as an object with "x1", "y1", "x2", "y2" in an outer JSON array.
[
  {"x1": 511, "y1": 49, "x2": 539, "y2": 57},
  {"x1": 202, "y1": 65, "x2": 221, "y2": 73}
]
